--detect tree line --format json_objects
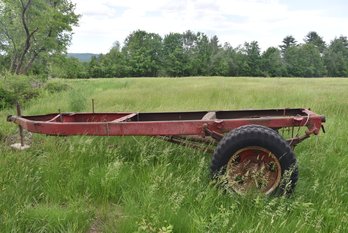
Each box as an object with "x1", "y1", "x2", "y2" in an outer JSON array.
[
  {"x1": 56, "y1": 30, "x2": 348, "y2": 78},
  {"x1": 1, "y1": 0, "x2": 347, "y2": 78}
]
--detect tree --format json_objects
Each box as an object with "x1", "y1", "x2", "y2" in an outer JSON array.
[
  {"x1": 50, "y1": 55, "x2": 87, "y2": 79},
  {"x1": 279, "y1": 35, "x2": 297, "y2": 53},
  {"x1": 232, "y1": 46, "x2": 249, "y2": 76},
  {"x1": 161, "y1": 33, "x2": 188, "y2": 76},
  {"x1": 182, "y1": 30, "x2": 197, "y2": 51},
  {"x1": 261, "y1": 47, "x2": 285, "y2": 77},
  {"x1": 222, "y1": 43, "x2": 240, "y2": 76},
  {"x1": 209, "y1": 49, "x2": 229, "y2": 76},
  {"x1": 194, "y1": 32, "x2": 212, "y2": 75},
  {"x1": 102, "y1": 41, "x2": 126, "y2": 77},
  {"x1": 207, "y1": 35, "x2": 227, "y2": 76},
  {"x1": 0, "y1": 0, "x2": 79, "y2": 75},
  {"x1": 122, "y1": 30, "x2": 162, "y2": 77},
  {"x1": 242, "y1": 41, "x2": 262, "y2": 76},
  {"x1": 304, "y1": 31, "x2": 326, "y2": 53},
  {"x1": 210, "y1": 35, "x2": 220, "y2": 54},
  {"x1": 88, "y1": 55, "x2": 105, "y2": 78},
  {"x1": 182, "y1": 30, "x2": 198, "y2": 75},
  {"x1": 324, "y1": 36, "x2": 348, "y2": 77},
  {"x1": 284, "y1": 44, "x2": 326, "y2": 77},
  {"x1": 181, "y1": 31, "x2": 213, "y2": 76}
]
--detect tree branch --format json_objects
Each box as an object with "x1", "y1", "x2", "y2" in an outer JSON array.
[{"x1": 15, "y1": 0, "x2": 39, "y2": 74}]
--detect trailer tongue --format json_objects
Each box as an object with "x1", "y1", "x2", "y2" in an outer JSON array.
[{"x1": 7, "y1": 108, "x2": 325, "y2": 196}]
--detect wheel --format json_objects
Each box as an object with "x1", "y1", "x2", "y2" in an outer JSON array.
[{"x1": 211, "y1": 125, "x2": 298, "y2": 196}]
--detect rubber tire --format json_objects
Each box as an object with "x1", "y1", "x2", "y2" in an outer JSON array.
[{"x1": 211, "y1": 125, "x2": 298, "y2": 196}]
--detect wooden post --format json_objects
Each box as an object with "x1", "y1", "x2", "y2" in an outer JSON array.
[{"x1": 16, "y1": 102, "x2": 24, "y2": 147}]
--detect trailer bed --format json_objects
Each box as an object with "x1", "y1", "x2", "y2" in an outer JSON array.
[{"x1": 7, "y1": 108, "x2": 324, "y2": 138}]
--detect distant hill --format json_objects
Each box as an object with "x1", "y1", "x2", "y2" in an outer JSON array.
[{"x1": 67, "y1": 53, "x2": 99, "y2": 62}]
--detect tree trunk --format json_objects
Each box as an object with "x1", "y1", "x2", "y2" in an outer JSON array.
[
  {"x1": 10, "y1": 54, "x2": 18, "y2": 73},
  {"x1": 22, "y1": 51, "x2": 39, "y2": 74},
  {"x1": 15, "y1": 0, "x2": 38, "y2": 75}
]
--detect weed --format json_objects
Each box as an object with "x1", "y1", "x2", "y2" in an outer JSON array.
[{"x1": 68, "y1": 90, "x2": 86, "y2": 112}]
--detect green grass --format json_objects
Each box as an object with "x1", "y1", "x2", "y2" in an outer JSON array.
[{"x1": 1, "y1": 77, "x2": 348, "y2": 232}]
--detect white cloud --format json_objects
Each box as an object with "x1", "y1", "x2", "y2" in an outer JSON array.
[{"x1": 68, "y1": 0, "x2": 348, "y2": 53}]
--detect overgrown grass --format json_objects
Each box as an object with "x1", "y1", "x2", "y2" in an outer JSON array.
[
  {"x1": 0, "y1": 74, "x2": 70, "y2": 110},
  {"x1": 1, "y1": 77, "x2": 347, "y2": 232}
]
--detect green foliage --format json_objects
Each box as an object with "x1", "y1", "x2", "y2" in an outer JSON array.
[
  {"x1": 88, "y1": 55, "x2": 105, "y2": 78},
  {"x1": 1, "y1": 8, "x2": 348, "y2": 79},
  {"x1": 192, "y1": 32, "x2": 212, "y2": 75},
  {"x1": 284, "y1": 44, "x2": 327, "y2": 77},
  {"x1": 100, "y1": 42, "x2": 127, "y2": 78},
  {"x1": 304, "y1": 31, "x2": 326, "y2": 53},
  {"x1": 0, "y1": 74, "x2": 71, "y2": 110},
  {"x1": 0, "y1": 86, "x2": 14, "y2": 110},
  {"x1": 81, "y1": 30, "x2": 348, "y2": 78},
  {"x1": 0, "y1": 0, "x2": 79, "y2": 75},
  {"x1": 44, "y1": 81, "x2": 70, "y2": 93},
  {"x1": 242, "y1": 41, "x2": 262, "y2": 76},
  {"x1": 261, "y1": 47, "x2": 285, "y2": 77},
  {"x1": 50, "y1": 56, "x2": 88, "y2": 79},
  {"x1": 18, "y1": 203, "x2": 92, "y2": 233},
  {"x1": 324, "y1": 36, "x2": 348, "y2": 77},
  {"x1": 221, "y1": 43, "x2": 240, "y2": 76},
  {"x1": 161, "y1": 33, "x2": 189, "y2": 76},
  {"x1": 208, "y1": 49, "x2": 230, "y2": 76},
  {"x1": 68, "y1": 90, "x2": 86, "y2": 112},
  {"x1": 0, "y1": 74, "x2": 41, "y2": 109},
  {"x1": 0, "y1": 54, "x2": 9, "y2": 73},
  {"x1": 279, "y1": 35, "x2": 297, "y2": 53},
  {"x1": 122, "y1": 30, "x2": 163, "y2": 77}
]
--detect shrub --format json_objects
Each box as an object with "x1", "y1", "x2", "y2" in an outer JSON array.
[
  {"x1": 0, "y1": 74, "x2": 43, "y2": 110},
  {"x1": 44, "y1": 82, "x2": 70, "y2": 93},
  {"x1": 68, "y1": 91, "x2": 86, "y2": 112},
  {"x1": 0, "y1": 86, "x2": 16, "y2": 109}
]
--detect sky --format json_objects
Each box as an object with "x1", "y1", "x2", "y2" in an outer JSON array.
[{"x1": 68, "y1": 0, "x2": 348, "y2": 54}]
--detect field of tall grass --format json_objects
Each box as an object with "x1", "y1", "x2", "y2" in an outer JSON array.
[{"x1": 0, "y1": 77, "x2": 347, "y2": 232}]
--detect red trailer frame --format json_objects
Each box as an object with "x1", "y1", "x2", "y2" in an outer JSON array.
[
  {"x1": 7, "y1": 108, "x2": 325, "y2": 196},
  {"x1": 7, "y1": 108, "x2": 324, "y2": 141}
]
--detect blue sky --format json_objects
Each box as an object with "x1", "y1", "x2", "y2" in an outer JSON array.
[{"x1": 68, "y1": 0, "x2": 348, "y2": 54}]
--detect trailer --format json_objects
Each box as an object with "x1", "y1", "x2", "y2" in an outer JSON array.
[{"x1": 7, "y1": 108, "x2": 325, "y2": 196}]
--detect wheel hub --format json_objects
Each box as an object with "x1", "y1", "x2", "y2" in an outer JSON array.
[{"x1": 227, "y1": 146, "x2": 281, "y2": 195}]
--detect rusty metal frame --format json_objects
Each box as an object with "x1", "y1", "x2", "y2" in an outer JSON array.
[{"x1": 7, "y1": 108, "x2": 325, "y2": 151}]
